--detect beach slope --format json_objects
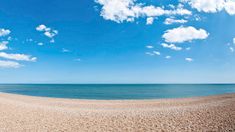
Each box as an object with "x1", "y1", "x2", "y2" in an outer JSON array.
[{"x1": 0, "y1": 93, "x2": 235, "y2": 131}]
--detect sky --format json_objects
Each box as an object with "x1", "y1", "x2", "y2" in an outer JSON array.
[{"x1": 0, "y1": 0, "x2": 235, "y2": 83}]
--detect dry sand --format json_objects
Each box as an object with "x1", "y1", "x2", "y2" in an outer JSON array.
[{"x1": 0, "y1": 93, "x2": 235, "y2": 132}]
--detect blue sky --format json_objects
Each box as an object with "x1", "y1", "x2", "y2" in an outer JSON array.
[{"x1": 0, "y1": 0, "x2": 235, "y2": 83}]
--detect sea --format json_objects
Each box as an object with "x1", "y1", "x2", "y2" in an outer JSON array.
[{"x1": 0, "y1": 84, "x2": 235, "y2": 100}]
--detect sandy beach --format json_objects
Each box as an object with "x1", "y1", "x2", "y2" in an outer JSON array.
[{"x1": 0, "y1": 93, "x2": 234, "y2": 132}]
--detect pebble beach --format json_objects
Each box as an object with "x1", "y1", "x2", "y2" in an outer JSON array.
[{"x1": 0, "y1": 92, "x2": 235, "y2": 131}]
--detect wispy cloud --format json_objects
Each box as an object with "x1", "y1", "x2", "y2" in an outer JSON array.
[
  {"x1": 230, "y1": 47, "x2": 234, "y2": 52},
  {"x1": 145, "y1": 52, "x2": 154, "y2": 56},
  {"x1": 0, "y1": 60, "x2": 22, "y2": 68},
  {"x1": 186, "y1": 47, "x2": 191, "y2": 50},
  {"x1": 146, "y1": 45, "x2": 154, "y2": 49},
  {"x1": 161, "y1": 43, "x2": 182, "y2": 51},
  {"x1": 74, "y1": 58, "x2": 81, "y2": 61},
  {"x1": 164, "y1": 18, "x2": 188, "y2": 25},
  {"x1": 62, "y1": 48, "x2": 70, "y2": 53},
  {"x1": 153, "y1": 51, "x2": 161, "y2": 55},
  {"x1": 0, "y1": 52, "x2": 37, "y2": 62},
  {"x1": 0, "y1": 41, "x2": 9, "y2": 51},
  {"x1": 165, "y1": 55, "x2": 171, "y2": 59},
  {"x1": 227, "y1": 38, "x2": 235, "y2": 52}
]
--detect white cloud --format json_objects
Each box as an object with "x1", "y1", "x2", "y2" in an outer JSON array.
[
  {"x1": 0, "y1": 60, "x2": 22, "y2": 68},
  {"x1": 36, "y1": 25, "x2": 58, "y2": 43},
  {"x1": 146, "y1": 45, "x2": 154, "y2": 49},
  {"x1": 165, "y1": 55, "x2": 171, "y2": 59},
  {"x1": 36, "y1": 25, "x2": 47, "y2": 31},
  {"x1": 146, "y1": 50, "x2": 160, "y2": 56},
  {"x1": 185, "y1": 57, "x2": 193, "y2": 62},
  {"x1": 146, "y1": 17, "x2": 154, "y2": 25},
  {"x1": 161, "y1": 43, "x2": 182, "y2": 51},
  {"x1": 182, "y1": 0, "x2": 235, "y2": 15},
  {"x1": 233, "y1": 37, "x2": 235, "y2": 44},
  {"x1": 0, "y1": 29, "x2": 11, "y2": 37},
  {"x1": 0, "y1": 52, "x2": 37, "y2": 62},
  {"x1": 153, "y1": 51, "x2": 161, "y2": 55},
  {"x1": 225, "y1": 0, "x2": 235, "y2": 15},
  {"x1": 162, "y1": 26, "x2": 209, "y2": 43},
  {"x1": 0, "y1": 41, "x2": 9, "y2": 51},
  {"x1": 44, "y1": 31, "x2": 55, "y2": 38},
  {"x1": 164, "y1": 18, "x2": 188, "y2": 25},
  {"x1": 183, "y1": 0, "x2": 224, "y2": 13},
  {"x1": 95, "y1": 0, "x2": 192, "y2": 23}
]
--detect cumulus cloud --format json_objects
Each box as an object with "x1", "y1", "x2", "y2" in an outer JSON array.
[
  {"x1": 0, "y1": 41, "x2": 9, "y2": 51},
  {"x1": 146, "y1": 17, "x2": 154, "y2": 25},
  {"x1": 161, "y1": 43, "x2": 182, "y2": 51},
  {"x1": 0, "y1": 29, "x2": 11, "y2": 37},
  {"x1": 0, "y1": 60, "x2": 21, "y2": 68},
  {"x1": 164, "y1": 18, "x2": 188, "y2": 25},
  {"x1": 225, "y1": 0, "x2": 235, "y2": 15},
  {"x1": 95, "y1": 0, "x2": 192, "y2": 23},
  {"x1": 185, "y1": 57, "x2": 193, "y2": 62},
  {"x1": 0, "y1": 52, "x2": 37, "y2": 62},
  {"x1": 162, "y1": 26, "x2": 209, "y2": 43},
  {"x1": 44, "y1": 30, "x2": 58, "y2": 38},
  {"x1": 182, "y1": 0, "x2": 224, "y2": 13},
  {"x1": 36, "y1": 25, "x2": 47, "y2": 31},
  {"x1": 233, "y1": 37, "x2": 235, "y2": 44},
  {"x1": 36, "y1": 24, "x2": 58, "y2": 43},
  {"x1": 182, "y1": 0, "x2": 235, "y2": 15}
]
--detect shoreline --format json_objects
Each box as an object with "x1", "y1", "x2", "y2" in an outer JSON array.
[
  {"x1": 0, "y1": 92, "x2": 235, "y2": 131},
  {"x1": 1, "y1": 91, "x2": 235, "y2": 101}
]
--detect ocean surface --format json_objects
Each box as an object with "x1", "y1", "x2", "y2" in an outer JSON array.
[{"x1": 0, "y1": 84, "x2": 235, "y2": 100}]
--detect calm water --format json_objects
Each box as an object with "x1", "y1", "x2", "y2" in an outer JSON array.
[{"x1": 0, "y1": 84, "x2": 235, "y2": 100}]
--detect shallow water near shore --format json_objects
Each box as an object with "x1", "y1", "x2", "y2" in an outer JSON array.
[{"x1": 0, "y1": 84, "x2": 235, "y2": 100}]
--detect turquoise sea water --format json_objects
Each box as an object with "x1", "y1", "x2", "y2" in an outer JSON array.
[{"x1": 0, "y1": 84, "x2": 235, "y2": 100}]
